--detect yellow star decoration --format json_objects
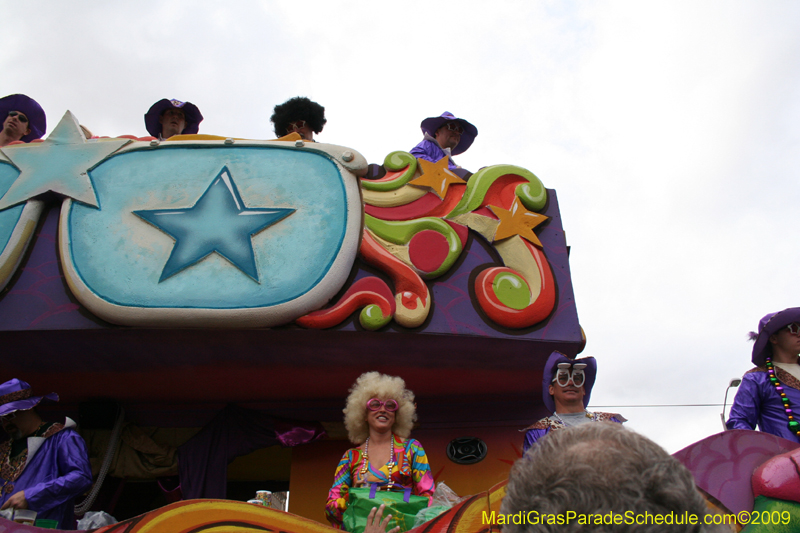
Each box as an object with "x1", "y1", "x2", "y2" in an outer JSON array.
[
  {"x1": 409, "y1": 157, "x2": 466, "y2": 199},
  {"x1": 489, "y1": 197, "x2": 549, "y2": 247}
]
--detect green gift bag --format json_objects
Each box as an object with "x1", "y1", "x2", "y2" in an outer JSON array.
[{"x1": 342, "y1": 483, "x2": 429, "y2": 533}]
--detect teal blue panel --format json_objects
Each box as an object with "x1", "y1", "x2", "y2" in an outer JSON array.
[
  {"x1": 67, "y1": 145, "x2": 348, "y2": 309},
  {"x1": 0, "y1": 162, "x2": 24, "y2": 251}
]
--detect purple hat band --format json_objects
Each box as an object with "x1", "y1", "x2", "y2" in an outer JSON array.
[
  {"x1": 541, "y1": 351, "x2": 597, "y2": 413},
  {"x1": 0, "y1": 94, "x2": 47, "y2": 143},
  {"x1": 0, "y1": 378, "x2": 59, "y2": 417},
  {"x1": 419, "y1": 112, "x2": 478, "y2": 156},
  {"x1": 751, "y1": 307, "x2": 800, "y2": 366},
  {"x1": 144, "y1": 99, "x2": 204, "y2": 138}
]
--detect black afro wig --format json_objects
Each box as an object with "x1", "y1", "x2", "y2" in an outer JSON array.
[{"x1": 271, "y1": 97, "x2": 327, "y2": 137}]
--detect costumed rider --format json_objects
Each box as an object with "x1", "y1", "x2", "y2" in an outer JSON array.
[
  {"x1": 409, "y1": 112, "x2": 477, "y2": 170},
  {"x1": 270, "y1": 97, "x2": 326, "y2": 142},
  {"x1": 0, "y1": 94, "x2": 46, "y2": 147},
  {"x1": 727, "y1": 307, "x2": 800, "y2": 442},
  {"x1": 522, "y1": 351, "x2": 626, "y2": 453},
  {"x1": 0, "y1": 379, "x2": 92, "y2": 530},
  {"x1": 144, "y1": 98, "x2": 204, "y2": 140},
  {"x1": 326, "y1": 372, "x2": 434, "y2": 531}
]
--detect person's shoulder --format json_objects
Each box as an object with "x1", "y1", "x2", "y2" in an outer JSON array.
[
  {"x1": 395, "y1": 435, "x2": 425, "y2": 451},
  {"x1": 523, "y1": 417, "x2": 555, "y2": 431},
  {"x1": 46, "y1": 417, "x2": 85, "y2": 438},
  {"x1": 594, "y1": 412, "x2": 627, "y2": 423},
  {"x1": 745, "y1": 366, "x2": 768, "y2": 375},
  {"x1": 343, "y1": 445, "x2": 360, "y2": 457}
]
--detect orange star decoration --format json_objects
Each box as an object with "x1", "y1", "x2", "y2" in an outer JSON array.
[
  {"x1": 489, "y1": 197, "x2": 549, "y2": 247},
  {"x1": 409, "y1": 157, "x2": 466, "y2": 199}
]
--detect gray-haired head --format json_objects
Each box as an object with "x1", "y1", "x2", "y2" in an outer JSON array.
[{"x1": 500, "y1": 423, "x2": 725, "y2": 532}]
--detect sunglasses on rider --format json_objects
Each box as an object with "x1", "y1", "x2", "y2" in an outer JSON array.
[
  {"x1": 445, "y1": 122, "x2": 464, "y2": 134},
  {"x1": 288, "y1": 120, "x2": 307, "y2": 132},
  {"x1": 366, "y1": 398, "x2": 399, "y2": 412},
  {"x1": 552, "y1": 362, "x2": 587, "y2": 388},
  {"x1": 8, "y1": 111, "x2": 28, "y2": 124},
  {"x1": 0, "y1": 411, "x2": 17, "y2": 423},
  {"x1": 785, "y1": 323, "x2": 800, "y2": 335}
]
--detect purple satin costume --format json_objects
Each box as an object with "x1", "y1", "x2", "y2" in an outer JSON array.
[
  {"x1": 0, "y1": 424, "x2": 92, "y2": 529},
  {"x1": 726, "y1": 368, "x2": 800, "y2": 443},
  {"x1": 522, "y1": 413, "x2": 625, "y2": 453},
  {"x1": 409, "y1": 139, "x2": 458, "y2": 170}
]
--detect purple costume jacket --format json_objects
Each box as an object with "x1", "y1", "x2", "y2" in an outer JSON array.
[
  {"x1": 0, "y1": 419, "x2": 92, "y2": 529},
  {"x1": 726, "y1": 366, "x2": 800, "y2": 443},
  {"x1": 522, "y1": 412, "x2": 625, "y2": 453},
  {"x1": 409, "y1": 139, "x2": 458, "y2": 170}
]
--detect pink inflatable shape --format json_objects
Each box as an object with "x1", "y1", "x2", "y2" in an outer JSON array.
[
  {"x1": 672, "y1": 430, "x2": 799, "y2": 514},
  {"x1": 752, "y1": 446, "x2": 800, "y2": 503}
]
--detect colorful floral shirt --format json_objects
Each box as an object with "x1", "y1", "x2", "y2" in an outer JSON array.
[{"x1": 325, "y1": 435, "x2": 434, "y2": 529}]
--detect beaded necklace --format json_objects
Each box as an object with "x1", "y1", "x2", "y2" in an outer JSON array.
[
  {"x1": 360, "y1": 435, "x2": 397, "y2": 490},
  {"x1": 765, "y1": 357, "x2": 800, "y2": 437}
]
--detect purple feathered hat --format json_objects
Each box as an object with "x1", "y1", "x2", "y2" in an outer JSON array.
[
  {"x1": 420, "y1": 112, "x2": 478, "y2": 156},
  {"x1": 144, "y1": 99, "x2": 203, "y2": 138},
  {"x1": 0, "y1": 94, "x2": 47, "y2": 143},
  {"x1": 750, "y1": 308, "x2": 800, "y2": 366},
  {"x1": 0, "y1": 379, "x2": 59, "y2": 417},
  {"x1": 542, "y1": 351, "x2": 597, "y2": 413}
]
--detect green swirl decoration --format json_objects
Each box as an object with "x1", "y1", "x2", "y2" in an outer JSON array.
[
  {"x1": 360, "y1": 304, "x2": 393, "y2": 330},
  {"x1": 492, "y1": 271, "x2": 531, "y2": 310},
  {"x1": 445, "y1": 164, "x2": 547, "y2": 219},
  {"x1": 364, "y1": 214, "x2": 463, "y2": 279},
  {"x1": 360, "y1": 151, "x2": 418, "y2": 192}
]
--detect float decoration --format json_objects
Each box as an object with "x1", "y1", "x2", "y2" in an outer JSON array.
[
  {"x1": 298, "y1": 153, "x2": 557, "y2": 330},
  {"x1": 0, "y1": 113, "x2": 581, "y2": 343},
  {"x1": 0, "y1": 111, "x2": 366, "y2": 328},
  {"x1": 0, "y1": 481, "x2": 508, "y2": 533}
]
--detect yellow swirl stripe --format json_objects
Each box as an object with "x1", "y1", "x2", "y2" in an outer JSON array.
[
  {"x1": 362, "y1": 185, "x2": 427, "y2": 207},
  {"x1": 129, "y1": 500, "x2": 335, "y2": 533}
]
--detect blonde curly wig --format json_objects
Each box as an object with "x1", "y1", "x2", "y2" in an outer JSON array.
[{"x1": 343, "y1": 372, "x2": 416, "y2": 444}]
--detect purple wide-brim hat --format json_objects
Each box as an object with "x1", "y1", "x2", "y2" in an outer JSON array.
[
  {"x1": 542, "y1": 351, "x2": 597, "y2": 413},
  {"x1": 0, "y1": 378, "x2": 58, "y2": 417},
  {"x1": 144, "y1": 98, "x2": 203, "y2": 137},
  {"x1": 0, "y1": 94, "x2": 47, "y2": 143},
  {"x1": 751, "y1": 307, "x2": 800, "y2": 366},
  {"x1": 420, "y1": 112, "x2": 478, "y2": 156}
]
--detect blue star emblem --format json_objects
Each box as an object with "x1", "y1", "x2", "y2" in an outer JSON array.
[
  {"x1": 0, "y1": 111, "x2": 129, "y2": 211},
  {"x1": 134, "y1": 166, "x2": 295, "y2": 282}
]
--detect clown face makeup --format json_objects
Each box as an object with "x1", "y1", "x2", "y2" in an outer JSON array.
[{"x1": 552, "y1": 362, "x2": 587, "y2": 388}]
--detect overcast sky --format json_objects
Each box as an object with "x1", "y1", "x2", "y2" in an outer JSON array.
[{"x1": 3, "y1": 0, "x2": 799, "y2": 454}]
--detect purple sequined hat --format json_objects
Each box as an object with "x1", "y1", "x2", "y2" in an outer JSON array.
[
  {"x1": 751, "y1": 308, "x2": 800, "y2": 366},
  {"x1": 419, "y1": 112, "x2": 478, "y2": 156},
  {"x1": 0, "y1": 94, "x2": 47, "y2": 143},
  {"x1": 144, "y1": 99, "x2": 203, "y2": 137},
  {"x1": 0, "y1": 379, "x2": 59, "y2": 417},
  {"x1": 542, "y1": 351, "x2": 597, "y2": 413}
]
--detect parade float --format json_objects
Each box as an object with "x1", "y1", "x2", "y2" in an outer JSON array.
[
  {"x1": 6, "y1": 112, "x2": 799, "y2": 533},
  {"x1": 0, "y1": 109, "x2": 579, "y2": 530}
]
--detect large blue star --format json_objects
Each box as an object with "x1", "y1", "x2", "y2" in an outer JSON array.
[
  {"x1": 0, "y1": 111, "x2": 129, "y2": 211},
  {"x1": 134, "y1": 166, "x2": 295, "y2": 282}
]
